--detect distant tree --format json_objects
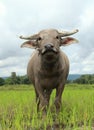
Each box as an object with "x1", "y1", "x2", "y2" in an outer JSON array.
[
  {"x1": 5, "y1": 74, "x2": 31, "y2": 85},
  {"x1": 11, "y1": 72, "x2": 17, "y2": 84},
  {"x1": 16, "y1": 76, "x2": 21, "y2": 84},
  {"x1": 5, "y1": 72, "x2": 20, "y2": 85},
  {"x1": 73, "y1": 74, "x2": 94, "y2": 84},
  {"x1": 66, "y1": 80, "x2": 72, "y2": 84},
  {"x1": 5, "y1": 77, "x2": 13, "y2": 85},
  {"x1": 20, "y1": 75, "x2": 31, "y2": 84},
  {"x1": 89, "y1": 79, "x2": 94, "y2": 84},
  {"x1": 0, "y1": 77, "x2": 5, "y2": 86}
]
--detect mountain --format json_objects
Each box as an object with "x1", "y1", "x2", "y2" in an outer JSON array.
[
  {"x1": 2, "y1": 77, "x2": 8, "y2": 79},
  {"x1": 68, "y1": 74, "x2": 81, "y2": 81}
]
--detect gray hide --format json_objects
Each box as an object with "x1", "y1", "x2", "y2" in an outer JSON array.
[{"x1": 20, "y1": 29, "x2": 79, "y2": 111}]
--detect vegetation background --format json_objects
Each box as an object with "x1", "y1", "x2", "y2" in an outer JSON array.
[
  {"x1": 0, "y1": 73, "x2": 94, "y2": 130},
  {"x1": 0, "y1": 72, "x2": 94, "y2": 86}
]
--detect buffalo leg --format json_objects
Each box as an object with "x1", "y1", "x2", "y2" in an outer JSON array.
[
  {"x1": 34, "y1": 88, "x2": 40, "y2": 111},
  {"x1": 54, "y1": 84, "x2": 65, "y2": 110},
  {"x1": 35, "y1": 81, "x2": 49, "y2": 111},
  {"x1": 44, "y1": 89, "x2": 52, "y2": 107}
]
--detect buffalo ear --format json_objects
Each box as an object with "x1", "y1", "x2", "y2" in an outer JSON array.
[
  {"x1": 60, "y1": 37, "x2": 79, "y2": 46},
  {"x1": 21, "y1": 41, "x2": 37, "y2": 49}
]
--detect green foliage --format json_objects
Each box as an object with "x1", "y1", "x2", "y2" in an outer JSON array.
[
  {"x1": 0, "y1": 77, "x2": 5, "y2": 86},
  {"x1": 0, "y1": 85, "x2": 94, "y2": 130},
  {"x1": 11, "y1": 72, "x2": 17, "y2": 84},
  {"x1": 66, "y1": 84, "x2": 94, "y2": 89},
  {"x1": 73, "y1": 74, "x2": 94, "y2": 84},
  {"x1": 4, "y1": 75, "x2": 31, "y2": 85},
  {"x1": 66, "y1": 80, "x2": 72, "y2": 84},
  {"x1": 2, "y1": 73, "x2": 94, "y2": 85},
  {"x1": 5, "y1": 77, "x2": 13, "y2": 84},
  {"x1": 20, "y1": 75, "x2": 31, "y2": 84},
  {"x1": 0, "y1": 85, "x2": 33, "y2": 90},
  {"x1": 5, "y1": 76, "x2": 20, "y2": 85}
]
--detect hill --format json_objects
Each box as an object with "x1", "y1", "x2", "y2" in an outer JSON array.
[{"x1": 68, "y1": 74, "x2": 81, "y2": 81}]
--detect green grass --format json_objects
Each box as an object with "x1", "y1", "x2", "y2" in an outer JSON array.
[{"x1": 0, "y1": 84, "x2": 94, "y2": 130}]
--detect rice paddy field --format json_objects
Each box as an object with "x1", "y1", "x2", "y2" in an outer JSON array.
[{"x1": 0, "y1": 84, "x2": 94, "y2": 130}]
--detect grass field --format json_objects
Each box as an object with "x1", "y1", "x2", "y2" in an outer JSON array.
[{"x1": 0, "y1": 84, "x2": 94, "y2": 130}]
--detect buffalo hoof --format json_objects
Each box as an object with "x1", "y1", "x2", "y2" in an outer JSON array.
[
  {"x1": 39, "y1": 99, "x2": 49, "y2": 111},
  {"x1": 54, "y1": 98, "x2": 61, "y2": 111}
]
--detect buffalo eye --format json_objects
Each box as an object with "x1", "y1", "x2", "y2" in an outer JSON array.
[
  {"x1": 37, "y1": 37, "x2": 42, "y2": 41},
  {"x1": 56, "y1": 36, "x2": 59, "y2": 39}
]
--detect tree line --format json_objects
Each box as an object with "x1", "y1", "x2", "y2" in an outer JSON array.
[
  {"x1": 67, "y1": 74, "x2": 94, "y2": 84},
  {"x1": 0, "y1": 72, "x2": 31, "y2": 86},
  {"x1": 0, "y1": 72, "x2": 94, "y2": 86}
]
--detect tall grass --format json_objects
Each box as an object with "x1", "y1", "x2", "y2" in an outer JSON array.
[{"x1": 0, "y1": 84, "x2": 94, "y2": 130}]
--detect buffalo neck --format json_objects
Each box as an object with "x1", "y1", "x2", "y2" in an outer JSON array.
[{"x1": 41, "y1": 53, "x2": 60, "y2": 72}]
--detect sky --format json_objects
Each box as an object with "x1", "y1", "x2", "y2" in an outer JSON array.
[{"x1": 0, "y1": 0, "x2": 94, "y2": 77}]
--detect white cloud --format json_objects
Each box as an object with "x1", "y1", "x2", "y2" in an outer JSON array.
[
  {"x1": 0, "y1": 2, "x2": 6, "y2": 16},
  {"x1": 79, "y1": 3, "x2": 94, "y2": 32},
  {"x1": 0, "y1": 56, "x2": 29, "y2": 77}
]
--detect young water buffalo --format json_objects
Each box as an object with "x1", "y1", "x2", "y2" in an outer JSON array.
[{"x1": 20, "y1": 29, "x2": 79, "y2": 111}]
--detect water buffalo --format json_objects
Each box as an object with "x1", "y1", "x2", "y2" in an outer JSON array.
[{"x1": 20, "y1": 29, "x2": 79, "y2": 111}]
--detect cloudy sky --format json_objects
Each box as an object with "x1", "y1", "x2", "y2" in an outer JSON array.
[{"x1": 0, "y1": 0, "x2": 94, "y2": 77}]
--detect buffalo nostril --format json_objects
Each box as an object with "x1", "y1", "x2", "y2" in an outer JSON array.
[{"x1": 44, "y1": 44, "x2": 54, "y2": 49}]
